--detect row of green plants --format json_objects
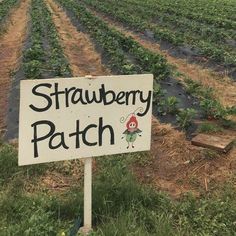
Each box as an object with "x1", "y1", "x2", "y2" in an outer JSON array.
[
  {"x1": 153, "y1": 70, "x2": 236, "y2": 130},
  {"x1": 83, "y1": 0, "x2": 236, "y2": 127},
  {"x1": 81, "y1": 0, "x2": 236, "y2": 66},
  {"x1": 153, "y1": 85, "x2": 234, "y2": 131},
  {"x1": 23, "y1": 0, "x2": 71, "y2": 79},
  {"x1": 57, "y1": 0, "x2": 172, "y2": 80},
  {"x1": 0, "y1": 144, "x2": 236, "y2": 235},
  {"x1": 57, "y1": 0, "x2": 236, "y2": 131},
  {"x1": 89, "y1": 0, "x2": 236, "y2": 43},
  {"x1": 118, "y1": 0, "x2": 236, "y2": 29},
  {"x1": 183, "y1": 77, "x2": 236, "y2": 120},
  {"x1": 57, "y1": 1, "x2": 143, "y2": 76},
  {"x1": 0, "y1": 0, "x2": 19, "y2": 32},
  {"x1": 56, "y1": 0, "x2": 202, "y2": 130},
  {"x1": 152, "y1": 82, "x2": 196, "y2": 130},
  {"x1": 23, "y1": 0, "x2": 234, "y2": 131}
]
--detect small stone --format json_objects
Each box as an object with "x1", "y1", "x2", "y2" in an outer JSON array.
[{"x1": 183, "y1": 160, "x2": 190, "y2": 165}]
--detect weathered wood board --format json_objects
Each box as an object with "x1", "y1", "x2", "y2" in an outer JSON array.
[{"x1": 191, "y1": 134, "x2": 235, "y2": 153}]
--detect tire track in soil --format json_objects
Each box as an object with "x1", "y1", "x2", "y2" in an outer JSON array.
[
  {"x1": 0, "y1": 0, "x2": 30, "y2": 130},
  {"x1": 45, "y1": 0, "x2": 110, "y2": 77},
  {"x1": 46, "y1": 1, "x2": 236, "y2": 197},
  {"x1": 86, "y1": 7, "x2": 236, "y2": 109}
]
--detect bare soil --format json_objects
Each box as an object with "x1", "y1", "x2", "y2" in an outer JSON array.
[
  {"x1": 0, "y1": 0, "x2": 30, "y2": 130},
  {"x1": 25, "y1": 160, "x2": 84, "y2": 193},
  {"x1": 134, "y1": 118, "x2": 236, "y2": 198}
]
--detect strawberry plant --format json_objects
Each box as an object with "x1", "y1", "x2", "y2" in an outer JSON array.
[
  {"x1": 81, "y1": 0, "x2": 236, "y2": 68},
  {"x1": 23, "y1": 60, "x2": 42, "y2": 80},
  {"x1": 23, "y1": 0, "x2": 71, "y2": 79},
  {"x1": 200, "y1": 99, "x2": 228, "y2": 120},
  {"x1": 165, "y1": 96, "x2": 179, "y2": 115},
  {"x1": 0, "y1": 0, "x2": 19, "y2": 27}
]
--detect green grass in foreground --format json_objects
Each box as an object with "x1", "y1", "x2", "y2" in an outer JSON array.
[{"x1": 0, "y1": 144, "x2": 236, "y2": 235}]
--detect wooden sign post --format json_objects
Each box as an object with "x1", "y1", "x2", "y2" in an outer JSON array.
[
  {"x1": 81, "y1": 157, "x2": 92, "y2": 234},
  {"x1": 80, "y1": 76, "x2": 93, "y2": 234},
  {"x1": 18, "y1": 74, "x2": 153, "y2": 233}
]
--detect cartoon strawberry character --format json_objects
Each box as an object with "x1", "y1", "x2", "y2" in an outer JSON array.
[{"x1": 122, "y1": 114, "x2": 142, "y2": 149}]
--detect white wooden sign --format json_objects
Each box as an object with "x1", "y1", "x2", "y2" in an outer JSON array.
[{"x1": 18, "y1": 74, "x2": 153, "y2": 166}]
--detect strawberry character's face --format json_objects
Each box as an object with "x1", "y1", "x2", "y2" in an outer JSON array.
[
  {"x1": 126, "y1": 115, "x2": 138, "y2": 132},
  {"x1": 128, "y1": 121, "x2": 137, "y2": 129}
]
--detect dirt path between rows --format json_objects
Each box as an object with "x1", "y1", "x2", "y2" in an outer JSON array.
[
  {"x1": 139, "y1": 118, "x2": 236, "y2": 198},
  {"x1": 45, "y1": 0, "x2": 109, "y2": 77},
  {"x1": 86, "y1": 7, "x2": 236, "y2": 109},
  {"x1": 43, "y1": 1, "x2": 236, "y2": 198},
  {"x1": 0, "y1": 0, "x2": 30, "y2": 130}
]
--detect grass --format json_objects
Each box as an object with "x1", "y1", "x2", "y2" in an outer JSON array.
[
  {"x1": 0, "y1": 143, "x2": 236, "y2": 235},
  {"x1": 197, "y1": 122, "x2": 223, "y2": 134}
]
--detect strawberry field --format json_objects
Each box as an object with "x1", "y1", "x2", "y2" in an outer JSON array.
[
  {"x1": 81, "y1": 0, "x2": 236, "y2": 72},
  {"x1": 0, "y1": 0, "x2": 236, "y2": 235}
]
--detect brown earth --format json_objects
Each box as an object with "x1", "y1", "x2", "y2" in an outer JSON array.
[
  {"x1": 45, "y1": 0, "x2": 110, "y2": 77},
  {"x1": 133, "y1": 119, "x2": 236, "y2": 198},
  {"x1": 86, "y1": 7, "x2": 236, "y2": 109},
  {"x1": 0, "y1": 0, "x2": 30, "y2": 130},
  {"x1": 25, "y1": 160, "x2": 84, "y2": 193}
]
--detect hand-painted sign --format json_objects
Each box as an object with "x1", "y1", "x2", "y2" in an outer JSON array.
[{"x1": 18, "y1": 74, "x2": 153, "y2": 165}]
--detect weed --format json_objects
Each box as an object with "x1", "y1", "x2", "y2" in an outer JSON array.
[
  {"x1": 200, "y1": 99, "x2": 228, "y2": 120},
  {"x1": 166, "y1": 96, "x2": 179, "y2": 114},
  {"x1": 176, "y1": 108, "x2": 196, "y2": 130},
  {"x1": 219, "y1": 119, "x2": 236, "y2": 129},
  {"x1": 184, "y1": 77, "x2": 202, "y2": 95},
  {"x1": 198, "y1": 122, "x2": 223, "y2": 134}
]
